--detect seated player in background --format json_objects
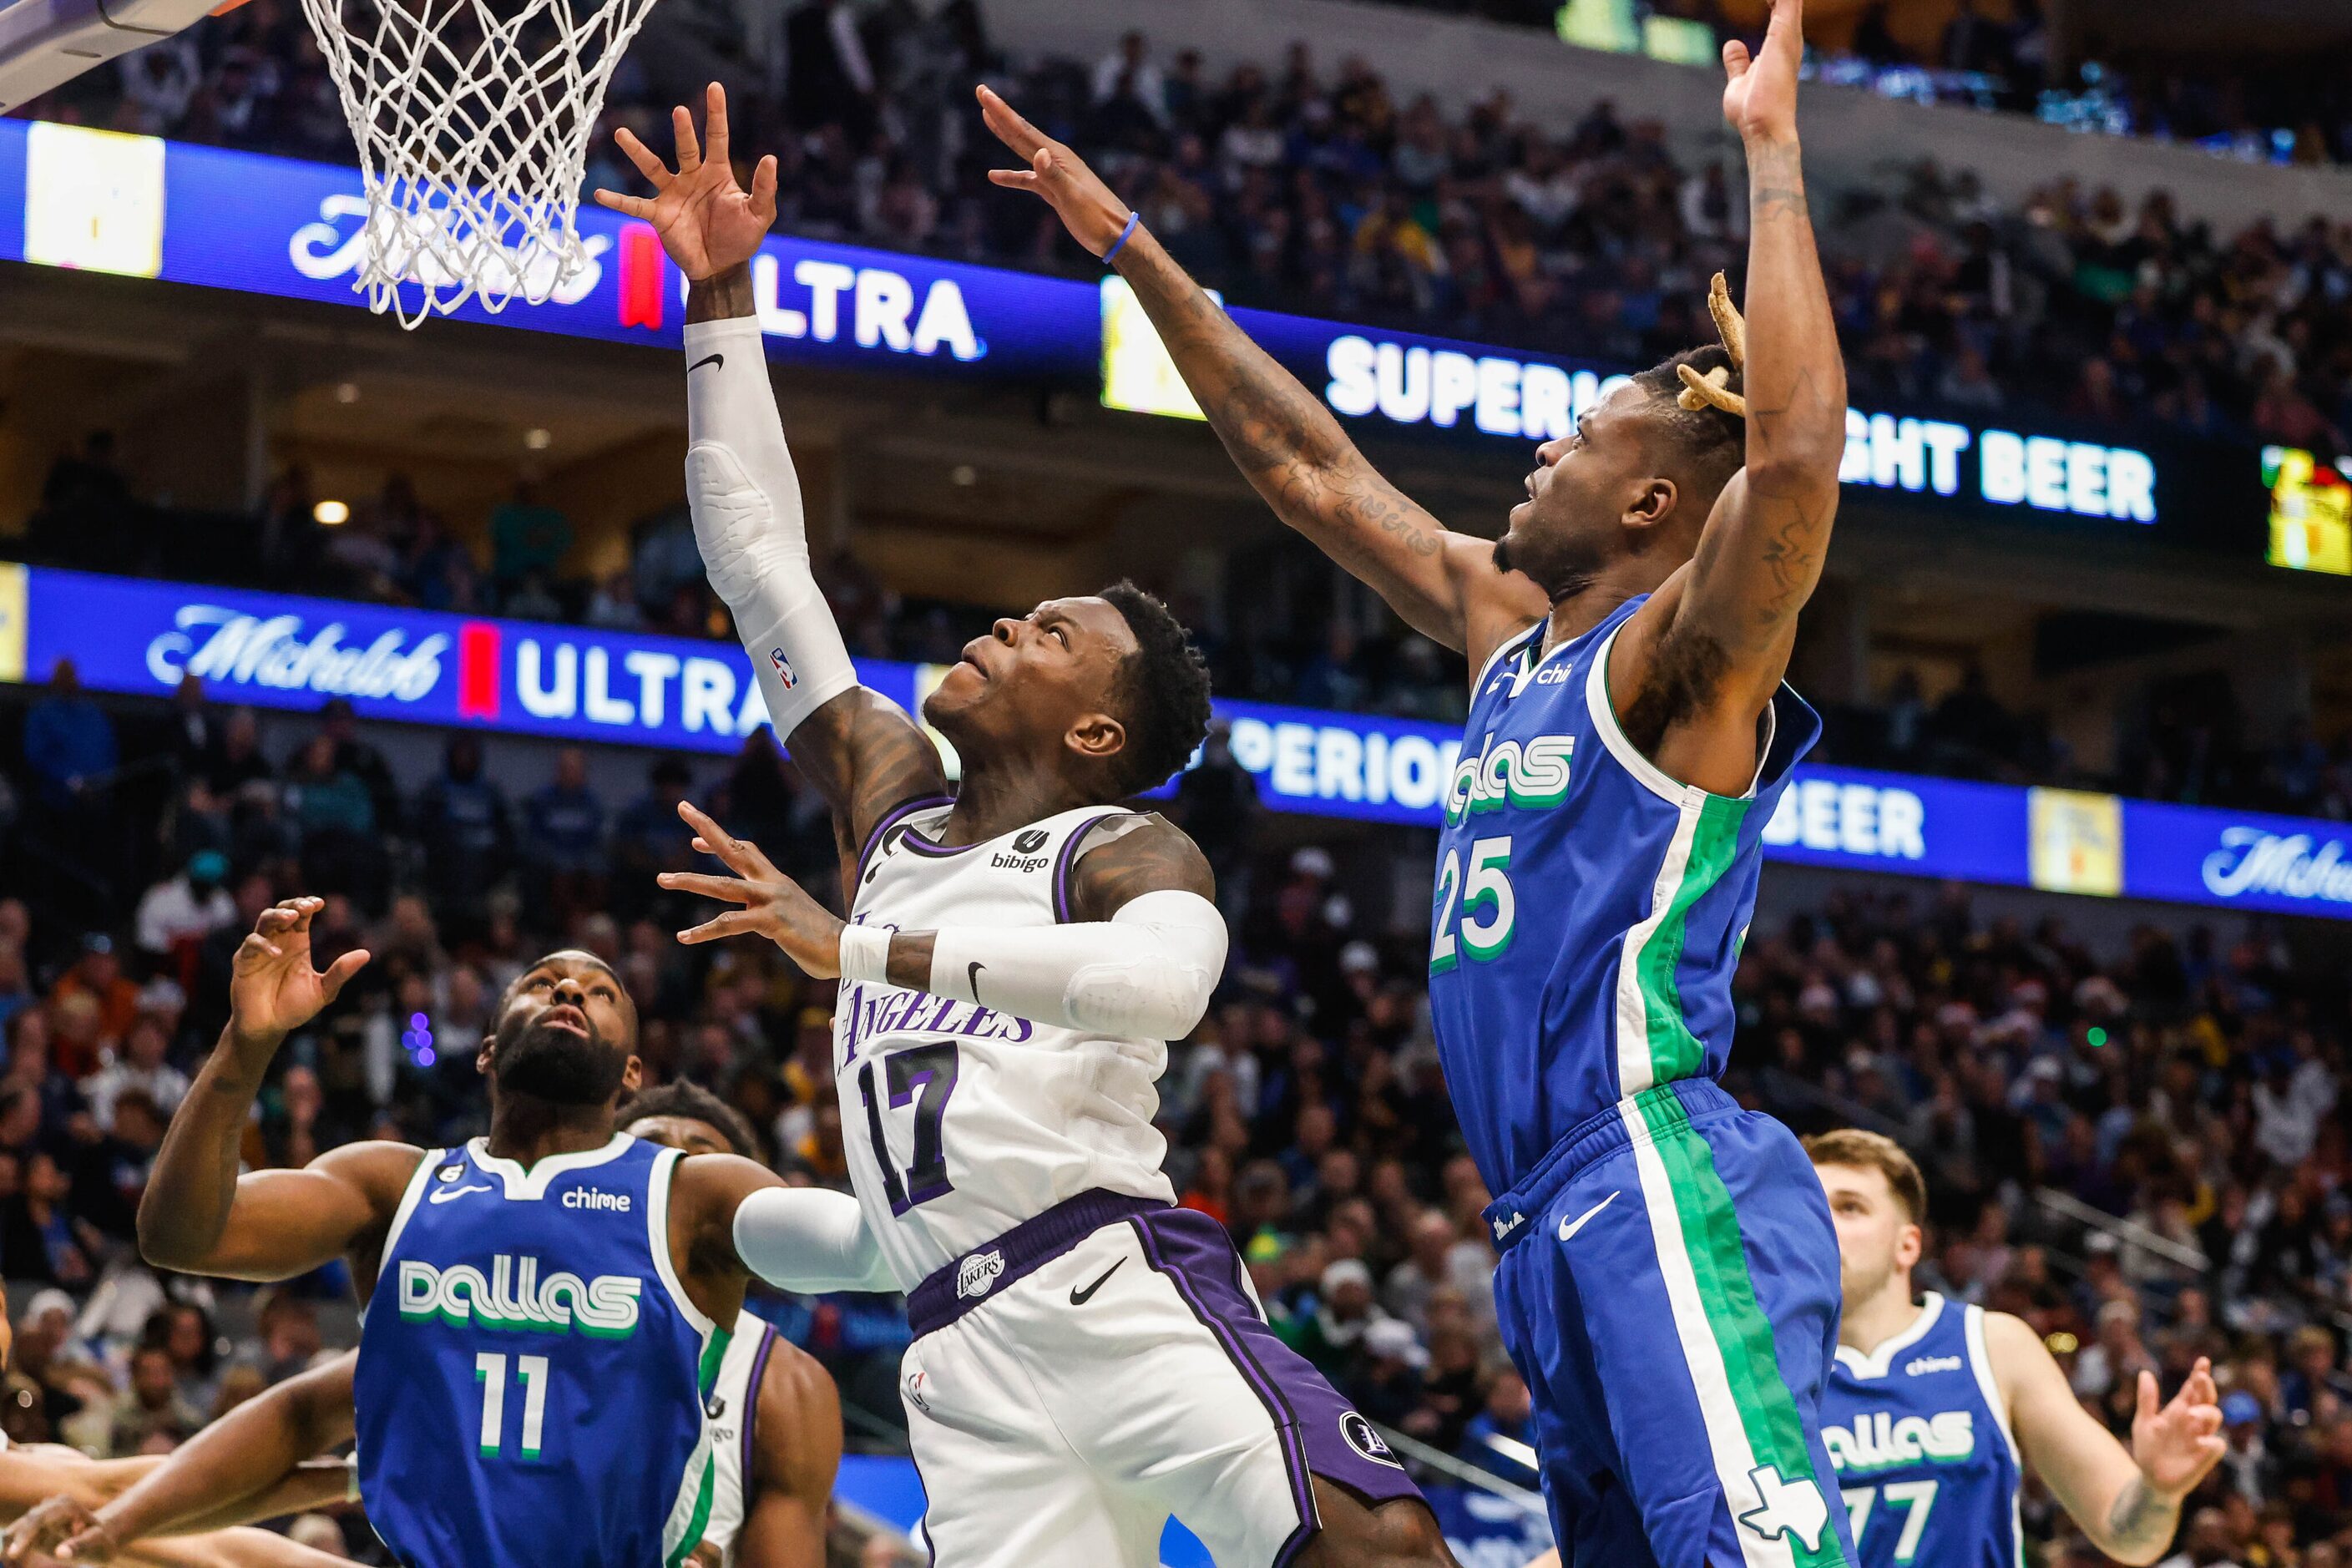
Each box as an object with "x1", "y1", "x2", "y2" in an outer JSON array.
[
  {"x1": 1809, "y1": 1130, "x2": 2223, "y2": 1568},
  {"x1": 0, "y1": 1283, "x2": 350, "y2": 1568},
  {"x1": 134, "y1": 898, "x2": 786, "y2": 1568},
  {"x1": 7, "y1": 1081, "x2": 839, "y2": 1568},
  {"x1": 593, "y1": 83, "x2": 1457, "y2": 1568}
]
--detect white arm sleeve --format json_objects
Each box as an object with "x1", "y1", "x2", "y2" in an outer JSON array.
[
  {"x1": 683, "y1": 316, "x2": 859, "y2": 738},
  {"x1": 731, "y1": 1184, "x2": 898, "y2": 1294},
  {"x1": 842, "y1": 888, "x2": 1227, "y2": 1041}
]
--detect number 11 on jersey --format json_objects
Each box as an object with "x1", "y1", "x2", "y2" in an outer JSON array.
[{"x1": 475, "y1": 1353, "x2": 549, "y2": 1459}]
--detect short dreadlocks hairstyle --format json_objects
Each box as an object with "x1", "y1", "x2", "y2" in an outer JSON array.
[
  {"x1": 1630, "y1": 343, "x2": 1748, "y2": 504},
  {"x1": 1098, "y1": 579, "x2": 1213, "y2": 798},
  {"x1": 620, "y1": 1080, "x2": 761, "y2": 1161},
  {"x1": 1627, "y1": 273, "x2": 1753, "y2": 508}
]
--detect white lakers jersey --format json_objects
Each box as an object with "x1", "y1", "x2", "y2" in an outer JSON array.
[{"x1": 835, "y1": 800, "x2": 1176, "y2": 1287}]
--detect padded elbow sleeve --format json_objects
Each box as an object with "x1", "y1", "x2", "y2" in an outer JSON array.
[{"x1": 683, "y1": 318, "x2": 857, "y2": 736}]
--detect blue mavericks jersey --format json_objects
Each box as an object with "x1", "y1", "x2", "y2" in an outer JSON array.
[
  {"x1": 1427, "y1": 595, "x2": 1818, "y2": 1192},
  {"x1": 1824, "y1": 1294, "x2": 2025, "y2": 1568},
  {"x1": 356, "y1": 1134, "x2": 726, "y2": 1568}
]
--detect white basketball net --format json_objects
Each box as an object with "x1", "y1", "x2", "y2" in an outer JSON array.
[{"x1": 296, "y1": 0, "x2": 660, "y2": 326}]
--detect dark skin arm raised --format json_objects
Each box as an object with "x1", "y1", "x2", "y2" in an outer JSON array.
[
  {"x1": 660, "y1": 802, "x2": 1212, "y2": 988},
  {"x1": 1606, "y1": 0, "x2": 1847, "y2": 796},
  {"x1": 978, "y1": 86, "x2": 1547, "y2": 667},
  {"x1": 601, "y1": 85, "x2": 950, "y2": 858},
  {"x1": 139, "y1": 898, "x2": 416, "y2": 1283}
]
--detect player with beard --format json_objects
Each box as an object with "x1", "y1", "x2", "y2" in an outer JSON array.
[
  {"x1": 138, "y1": 898, "x2": 785, "y2": 1568},
  {"x1": 591, "y1": 84, "x2": 1454, "y2": 1568},
  {"x1": 13, "y1": 1083, "x2": 838, "y2": 1568}
]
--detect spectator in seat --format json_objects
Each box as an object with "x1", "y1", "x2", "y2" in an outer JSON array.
[{"x1": 134, "y1": 850, "x2": 236, "y2": 964}]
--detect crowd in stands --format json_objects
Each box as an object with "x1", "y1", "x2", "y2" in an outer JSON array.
[
  {"x1": 11, "y1": 3, "x2": 2352, "y2": 451},
  {"x1": 5, "y1": 651, "x2": 2352, "y2": 1561}
]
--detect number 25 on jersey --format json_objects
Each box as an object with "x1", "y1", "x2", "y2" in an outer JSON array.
[{"x1": 1431, "y1": 836, "x2": 1515, "y2": 974}]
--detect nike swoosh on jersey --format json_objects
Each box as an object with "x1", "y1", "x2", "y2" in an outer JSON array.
[
  {"x1": 1557, "y1": 1191, "x2": 1617, "y2": 1242},
  {"x1": 689, "y1": 353, "x2": 724, "y2": 373},
  {"x1": 1069, "y1": 1257, "x2": 1125, "y2": 1305},
  {"x1": 429, "y1": 1183, "x2": 493, "y2": 1205}
]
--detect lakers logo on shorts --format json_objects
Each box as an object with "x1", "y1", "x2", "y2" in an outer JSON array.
[
  {"x1": 956, "y1": 1249, "x2": 1005, "y2": 1299},
  {"x1": 1339, "y1": 1411, "x2": 1404, "y2": 1469}
]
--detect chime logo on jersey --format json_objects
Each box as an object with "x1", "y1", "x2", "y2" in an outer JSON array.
[
  {"x1": 1822, "y1": 1409, "x2": 1976, "y2": 1474},
  {"x1": 1444, "y1": 732, "x2": 1574, "y2": 826},
  {"x1": 397, "y1": 1255, "x2": 644, "y2": 1338}
]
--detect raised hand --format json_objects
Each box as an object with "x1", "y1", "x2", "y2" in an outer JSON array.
[
  {"x1": 1722, "y1": 0, "x2": 1804, "y2": 144},
  {"x1": 228, "y1": 897, "x2": 369, "y2": 1048},
  {"x1": 977, "y1": 84, "x2": 1133, "y2": 258},
  {"x1": 658, "y1": 801, "x2": 844, "y2": 978},
  {"x1": 3, "y1": 1492, "x2": 119, "y2": 1562},
  {"x1": 2132, "y1": 1358, "x2": 2227, "y2": 1500},
  {"x1": 594, "y1": 82, "x2": 778, "y2": 281}
]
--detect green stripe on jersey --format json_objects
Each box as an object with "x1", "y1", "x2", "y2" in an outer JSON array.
[
  {"x1": 1635, "y1": 1089, "x2": 1849, "y2": 1568},
  {"x1": 1628, "y1": 793, "x2": 1749, "y2": 1090}
]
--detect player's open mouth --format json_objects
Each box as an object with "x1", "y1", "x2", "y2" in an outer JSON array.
[
  {"x1": 539, "y1": 1004, "x2": 588, "y2": 1035},
  {"x1": 959, "y1": 648, "x2": 990, "y2": 680}
]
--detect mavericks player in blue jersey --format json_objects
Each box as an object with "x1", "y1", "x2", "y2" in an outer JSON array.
[
  {"x1": 983, "y1": 0, "x2": 1858, "y2": 1561},
  {"x1": 137, "y1": 898, "x2": 787, "y2": 1568},
  {"x1": 1808, "y1": 1131, "x2": 2223, "y2": 1568}
]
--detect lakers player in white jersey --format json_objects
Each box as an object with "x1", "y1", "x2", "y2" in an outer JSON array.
[
  {"x1": 7, "y1": 1084, "x2": 837, "y2": 1568},
  {"x1": 596, "y1": 84, "x2": 1456, "y2": 1568}
]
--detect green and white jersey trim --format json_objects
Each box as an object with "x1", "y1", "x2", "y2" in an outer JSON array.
[
  {"x1": 1623, "y1": 1085, "x2": 1850, "y2": 1568},
  {"x1": 1960, "y1": 1302, "x2": 2028, "y2": 1568},
  {"x1": 1587, "y1": 625, "x2": 1773, "y2": 1099},
  {"x1": 653, "y1": 1146, "x2": 729, "y2": 1568}
]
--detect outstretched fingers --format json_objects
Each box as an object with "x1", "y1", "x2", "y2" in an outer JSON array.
[
  {"x1": 671, "y1": 102, "x2": 702, "y2": 173},
  {"x1": 749, "y1": 154, "x2": 779, "y2": 225},
  {"x1": 1760, "y1": 0, "x2": 1803, "y2": 65},
  {"x1": 321, "y1": 948, "x2": 372, "y2": 1001},
  {"x1": 656, "y1": 871, "x2": 756, "y2": 904},
  {"x1": 675, "y1": 800, "x2": 782, "y2": 880},
  {"x1": 702, "y1": 81, "x2": 730, "y2": 169},
  {"x1": 613, "y1": 124, "x2": 673, "y2": 186},
  {"x1": 677, "y1": 909, "x2": 761, "y2": 945},
  {"x1": 594, "y1": 189, "x2": 656, "y2": 219},
  {"x1": 976, "y1": 84, "x2": 1046, "y2": 159}
]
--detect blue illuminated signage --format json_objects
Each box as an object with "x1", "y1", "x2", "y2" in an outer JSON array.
[
  {"x1": 3, "y1": 562, "x2": 2346, "y2": 918},
  {"x1": 0, "y1": 119, "x2": 2181, "y2": 534}
]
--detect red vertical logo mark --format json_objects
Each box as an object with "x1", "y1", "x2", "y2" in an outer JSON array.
[
  {"x1": 619, "y1": 223, "x2": 664, "y2": 330},
  {"x1": 458, "y1": 621, "x2": 501, "y2": 720}
]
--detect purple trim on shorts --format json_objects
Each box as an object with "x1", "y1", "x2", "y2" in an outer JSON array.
[
  {"x1": 741, "y1": 1322, "x2": 777, "y2": 1485},
  {"x1": 905, "y1": 1188, "x2": 1171, "y2": 1338},
  {"x1": 857, "y1": 796, "x2": 954, "y2": 879},
  {"x1": 1130, "y1": 1206, "x2": 1424, "y2": 1558},
  {"x1": 1051, "y1": 811, "x2": 1125, "y2": 923}
]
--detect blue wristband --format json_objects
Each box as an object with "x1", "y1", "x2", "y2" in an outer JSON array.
[{"x1": 1102, "y1": 211, "x2": 1141, "y2": 266}]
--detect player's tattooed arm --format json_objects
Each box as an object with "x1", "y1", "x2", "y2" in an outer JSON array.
[
  {"x1": 976, "y1": 86, "x2": 1544, "y2": 661},
  {"x1": 778, "y1": 688, "x2": 951, "y2": 864},
  {"x1": 139, "y1": 900, "x2": 417, "y2": 1280},
  {"x1": 1991, "y1": 1312, "x2": 2223, "y2": 1566}
]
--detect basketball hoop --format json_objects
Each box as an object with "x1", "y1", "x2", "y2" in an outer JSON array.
[{"x1": 296, "y1": 0, "x2": 659, "y2": 326}]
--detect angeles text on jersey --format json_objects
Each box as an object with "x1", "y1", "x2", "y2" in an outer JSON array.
[
  {"x1": 838, "y1": 983, "x2": 1033, "y2": 1064},
  {"x1": 396, "y1": 1254, "x2": 645, "y2": 1337}
]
